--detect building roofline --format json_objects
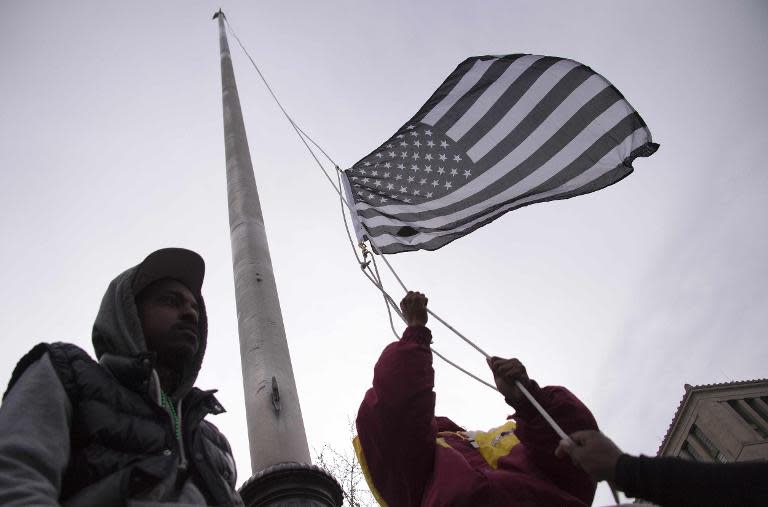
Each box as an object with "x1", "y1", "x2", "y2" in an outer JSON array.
[{"x1": 657, "y1": 379, "x2": 768, "y2": 455}]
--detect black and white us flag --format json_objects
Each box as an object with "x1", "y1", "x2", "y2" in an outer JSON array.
[{"x1": 342, "y1": 54, "x2": 659, "y2": 254}]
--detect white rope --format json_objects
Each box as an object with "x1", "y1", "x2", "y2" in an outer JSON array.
[
  {"x1": 223, "y1": 17, "x2": 579, "y2": 454},
  {"x1": 432, "y1": 349, "x2": 499, "y2": 391},
  {"x1": 223, "y1": 17, "x2": 499, "y2": 387},
  {"x1": 335, "y1": 170, "x2": 368, "y2": 267},
  {"x1": 369, "y1": 250, "x2": 403, "y2": 340},
  {"x1": 377, "y1": 252, "x2": 491, "y2": 358},
  {"x1": 225, "y1": 22, "x2": 489, "y2": 367},
  {"x1": 370, "y1": 257, "x2": 573, "y2": 442},
  {"x1": 375, "y1": 250, "x2": 574, "y2": 441},
  {"x1": 369, "y1": 255, "x2": 501, "y2": 392},
  {"x1": 517, "y1": 385, "x2": 570, "y2": 440},
  {"x1": 224, "y1": 17, "x2": 353, "y2": 211}
]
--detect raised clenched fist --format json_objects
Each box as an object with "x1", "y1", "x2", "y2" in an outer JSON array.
[
  {"x1": 487, "y1": 356, "x2": 531, "y2": 405},
  {"x1": 400, "y1": 291, "x2": 428, "y2": 327}
]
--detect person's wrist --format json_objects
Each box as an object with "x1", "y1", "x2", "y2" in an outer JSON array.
[
  {"x1": 403, "y1": 325, "x2": 432, "y2": 345},
  {"x1": 505, "y1": 380, "x2": 539, "y2": 414},
  {"x1": 504, "y1": 389, "x2": 528, "y2": 412},
  {"x1": 609, "y1": 453, "x2": 631, "y2": 484},
  {"x1": 406, "y1": 314, "x2": 427, "y2": 327}
]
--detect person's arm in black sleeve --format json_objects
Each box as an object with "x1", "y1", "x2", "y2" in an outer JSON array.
[
  {"x1": 556, "y1": 430, "x2": 768, "y2": 507},
  {"x1": 615, "y1": 453, "x2": 768, "y2": 507}
]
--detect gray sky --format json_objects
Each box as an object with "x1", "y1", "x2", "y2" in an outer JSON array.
[{"x1": 1, "y1": 1, "x2": 767, "y2": 504}]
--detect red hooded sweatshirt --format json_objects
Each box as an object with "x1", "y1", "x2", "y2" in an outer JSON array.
[{"x1": 355, "y1": 326, "x2": 598, "y2": 507}]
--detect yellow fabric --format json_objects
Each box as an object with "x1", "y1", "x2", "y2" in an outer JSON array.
[
  {"x1": 352, "y1": 421, "x2": 520, "y2": 506},
  {"x1": 353, "y1": 436, "x2": 389, "y2": 507},
  {"x1": 460, "y1": 420, "x2": 520, "y2": 469}
]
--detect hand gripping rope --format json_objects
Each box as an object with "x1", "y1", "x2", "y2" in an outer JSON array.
[{"x1": 222, "y1": 16, "x2": 620, "y2": 504}]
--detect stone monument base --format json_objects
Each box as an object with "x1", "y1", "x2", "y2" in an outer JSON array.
[{"x1": 239, "y1": 462, "x2": 343, "y2": 507}]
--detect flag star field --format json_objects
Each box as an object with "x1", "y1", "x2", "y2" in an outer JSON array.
[{"x1": 347, "y1": 125, "x2": 474, "y2": 205}]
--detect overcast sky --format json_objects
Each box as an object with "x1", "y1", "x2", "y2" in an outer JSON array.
[{"x1": 2, "y1": 1, "x2": 767, "y2": 505}]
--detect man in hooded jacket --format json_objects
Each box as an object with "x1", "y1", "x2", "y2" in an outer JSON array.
[{"x1": 0, "y1": 248, "x2": 243, "y2": 507}]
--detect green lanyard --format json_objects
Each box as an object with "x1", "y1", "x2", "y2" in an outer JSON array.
[{"x1": 160, "y1": 391, "x2": 181, "y2": 441}]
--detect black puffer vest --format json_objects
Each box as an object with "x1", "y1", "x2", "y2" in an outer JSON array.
[{"x1": 7, "y1": 342, "x2": 242, "y2": 507}]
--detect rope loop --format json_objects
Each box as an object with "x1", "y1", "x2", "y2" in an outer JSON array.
[{"x1": 356, "y1": 242, "x2": 371, "y2": 269}]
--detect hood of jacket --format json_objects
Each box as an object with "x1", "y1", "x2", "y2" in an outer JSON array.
[{"x1": 91, "y1": 261, "x2": 208, "y2": 399}]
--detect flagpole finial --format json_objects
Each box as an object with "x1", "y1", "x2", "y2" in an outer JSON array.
[{"x1": 212, "y1": 9, "x2": 225, "y2": 20}]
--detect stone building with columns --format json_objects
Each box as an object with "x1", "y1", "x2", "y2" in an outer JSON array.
[{"x1": 658, "y1": 379, "x2": 768, "y2": 462}]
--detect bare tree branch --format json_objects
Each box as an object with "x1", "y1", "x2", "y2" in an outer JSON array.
[{"x1": 312, "y1": 418, "x2": 376, "y2": 507}]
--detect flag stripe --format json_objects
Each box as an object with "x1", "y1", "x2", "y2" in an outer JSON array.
[
  {"x1": 362, "y1": 115, "x2": 649, "y2": 237},
  {"x1": 465, "y1": 86, "x2": 624, "y2": 200},
  {"x1": 467, "y1": 66, "x2": 601, "y2": 167},
  {"x1": 446, "y1": 55, "x2": 544, "y2": 141},
  {"x1": 514, "y1": 112, "x2": 650, "y2": 200},
  {"x1": 454, "y1": 57, "x2": 561, "y2": 152},
  {"x1": 466, "y1": 58, "x2": 581, "y2": 161},
  {"x1": 421, "y1": 58, "x2": 498, "y2": 126},
  {"x1": 431, "y1": 57, "x2": 522, "y2": 135}
]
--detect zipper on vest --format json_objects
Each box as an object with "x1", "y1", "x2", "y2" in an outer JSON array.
[
  {"x1": 176, "y1": 398, "x2": 188, "y2": 470},
  {"x1": 152, "y1": 370, "x2": 188, "y2": 470}
]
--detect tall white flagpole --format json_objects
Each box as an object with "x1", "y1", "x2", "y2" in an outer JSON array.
[{"x1": 214, "y1": 10, "x2": 340, "y2": 506}]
